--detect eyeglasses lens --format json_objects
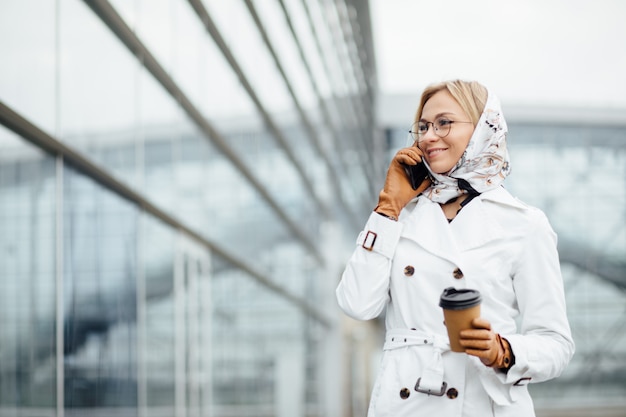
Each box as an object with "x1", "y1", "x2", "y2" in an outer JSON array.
[{"x1": 410, "y1": 120, "x2": 451, "y2": 141}]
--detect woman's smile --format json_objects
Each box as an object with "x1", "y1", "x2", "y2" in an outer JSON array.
[{"x1": 426, "y1": 146, "x2": 448, "y2": 158}]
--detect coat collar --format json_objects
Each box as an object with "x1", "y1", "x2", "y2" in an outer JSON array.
[
  {"x1": 478, "y1": 185, "x2": 527, "y2": 211},
  {"x1": 400, "y1": 186, "x2": 526, "y2": 260}
]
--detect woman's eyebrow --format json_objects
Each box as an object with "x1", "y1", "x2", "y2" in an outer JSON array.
[{"x1": 420, "y1": 112, "x2": 456, "y2": 122}]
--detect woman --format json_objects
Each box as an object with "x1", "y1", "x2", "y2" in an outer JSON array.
[{"x1": 336, "y1": 80, "x2": 574, "y2": 417}]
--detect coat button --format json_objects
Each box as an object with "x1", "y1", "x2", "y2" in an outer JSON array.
[
  {"x1": 452, "y1": 267, "x2": 464, "y2": 279},
  {"x1": 404, "y1": 265, "x2": 415, "y2": 276},
  {"x1": 399, "y1": 387, "x2": 411, "y2": 399},
  {"x1": 446, "y1": 387, "x2": 459, "y2": 399}
]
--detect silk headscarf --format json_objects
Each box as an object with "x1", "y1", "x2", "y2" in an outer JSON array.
[{"x1": 422, "y1": 90, "x2": 511, "y2": 203}]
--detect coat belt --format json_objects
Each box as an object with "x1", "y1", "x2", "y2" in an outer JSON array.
[
  {"x1": 383, "y1": 328, "x2": 450, "y2": 351},
  {"x1": 384, "y1": 329, "x2": 451, "y2": 394}
]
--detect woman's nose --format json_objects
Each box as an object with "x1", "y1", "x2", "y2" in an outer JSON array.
[{"x1": 419, "y1": 126, "x2": 439, "y2": 143}]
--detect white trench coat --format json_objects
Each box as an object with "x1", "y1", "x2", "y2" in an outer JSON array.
[{"x1": 336, "y1": 186, "x2": 575, "y2": 417}]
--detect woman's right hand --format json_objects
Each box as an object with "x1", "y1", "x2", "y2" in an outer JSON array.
[{"x1": 375, "y1": 147, "x2": 431, "y2": 220}]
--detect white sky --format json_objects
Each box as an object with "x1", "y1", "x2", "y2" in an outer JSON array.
[{"x1": 371, "y1": 0, "x2": 626, "y2": 110}]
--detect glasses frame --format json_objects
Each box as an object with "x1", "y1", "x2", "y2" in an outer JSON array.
[{"x1": 409, "y1": 119, "x2": 473, "y2": 142}]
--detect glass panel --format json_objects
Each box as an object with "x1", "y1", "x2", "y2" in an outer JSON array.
[
  {"x1": 304, "y1": 0, "x2": 348, "y2": 97},
  {"x1": 0, "y1": 126, "x2": 57, "y2": 413},
  {"x1": 222, "y1": 128, "x2": 316, "y2": 239},
  {"x1": 63, "y1": 165, "x2": 138, "y2": 413},
  {"x1": 201, "y1": 136, "x2": 296, "y2": 260},
  {"x1": 282, "y1": 0, "x2": 332, "y2": 99},
  {"x1": 0, "y1": 0, "x2": 56, "y2": 134},
  {"x1": 141, "y1": 102, "x2": 182, "y2": 216},
  {"x1": 251, "y1": 0, "x2": 317, "y2": 110},
  {"x1": 171, "y1": 0, "x2": 258, "y2": 122},
  {"x1": 58, "y1": 0, "x2": 140, "y2": 188},
  {"x1": 202, "y1": 0, "x2": 293, "y2": 115},
  {"x1": 260, "y1": 241, "x2": 315, "y2": 299},
  {"x1": 108, "y1": 0, "x2": 138, "y2": 32},
  {"x1": 322, "y1": 1, "x2": 359, "y2": 96},
  {"x1": 131, "y1": 0, "x2": 258, "y2": 125},
  {"x1": 211, "y1": 263, "x2": 308, "y2": 417},
  {"x1": 176, "y1": 127, "x2": 213, "y2": 234}
]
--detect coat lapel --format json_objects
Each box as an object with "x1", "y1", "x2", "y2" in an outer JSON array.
[
  {"x1": 449, "y1": 197, "x2": 504, "y2": 252},
  {"x1": 401, "y1": 198, "x2": 461, "y2": 264},
  {"x1": 400, "y1": 187, "x2": 523, "y2": 259}
]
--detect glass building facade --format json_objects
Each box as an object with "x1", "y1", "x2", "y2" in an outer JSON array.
[
  {"x1": 0, "y1": 0, "x2": 378, "y2": 416},
  {"x1": 1, "y1": 1, "x2": 625, "y2": 417}
]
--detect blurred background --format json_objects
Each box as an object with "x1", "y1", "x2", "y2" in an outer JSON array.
[{"x1": 0, "y1": 0, "x2": 624, "y2": 416}]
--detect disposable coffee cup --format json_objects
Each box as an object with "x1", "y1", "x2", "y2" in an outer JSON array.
[{"x1": 439, "y1": 287, "x2": 482, "y2": 352}]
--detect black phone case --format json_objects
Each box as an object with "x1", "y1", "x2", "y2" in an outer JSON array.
[{"x1": 403, "y1": 162, "x2": 429, "y2": 190}]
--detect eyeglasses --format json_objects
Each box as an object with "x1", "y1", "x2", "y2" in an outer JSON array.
[{"x1": 409, "y1": 119, "x2": 473, "y2": 142}]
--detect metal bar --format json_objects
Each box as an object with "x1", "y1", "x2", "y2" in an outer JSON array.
[
  {"x1": 0, "y1": 100, "x2": 331, "y2": 328},
  {"x1": 136, "y1": 213, "x2": 147, "y2": 417},
  {"x1": 54, "y1": 0, "x2": 64, "y2": 414},
  {"x1": 55, "y1": 155, "x2": 65, "y2": 417},
  {"x1": 173, "y1": 239, "x2": 185, "y2": 417}
]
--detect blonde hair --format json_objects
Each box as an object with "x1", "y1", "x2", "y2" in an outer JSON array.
[{"x1": 414, "y1": 80, "x2": 488, "y2": 126}]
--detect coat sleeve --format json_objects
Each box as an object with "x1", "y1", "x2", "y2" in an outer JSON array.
[
  {"x1": 500, "y1": 208, "x2": 575, "y2": 385},
  {"x1": 335, "y1": 212, "x2": 404, "y2": 320}
]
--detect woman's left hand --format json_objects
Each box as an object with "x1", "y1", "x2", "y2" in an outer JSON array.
[
  {"x1": 459, "y1": 318, "x2": 513, "y2": 369},
  {"x1": 375, "y1": 147, "x2": 430, "y2": 220}
]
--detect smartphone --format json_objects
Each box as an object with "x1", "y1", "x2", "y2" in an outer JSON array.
[{"x1": 403, "y1": 161, "x2": 429, "y2": 190}]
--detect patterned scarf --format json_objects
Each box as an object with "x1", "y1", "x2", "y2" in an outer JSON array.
[{"x1": 422, "y1": 91, "x2": 511, "y2": 203}]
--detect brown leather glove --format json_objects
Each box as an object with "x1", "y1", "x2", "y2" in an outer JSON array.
[
  {"x1": 459, "y1": 318, "x2": 514, "y2": 370},
  {"x1": 375, "y1": 147, "x2": 431, "y2": 220}
]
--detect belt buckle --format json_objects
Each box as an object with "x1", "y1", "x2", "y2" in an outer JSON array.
[{"x1": 414, "y1": 377, "x2": 447, "y2": 396}]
